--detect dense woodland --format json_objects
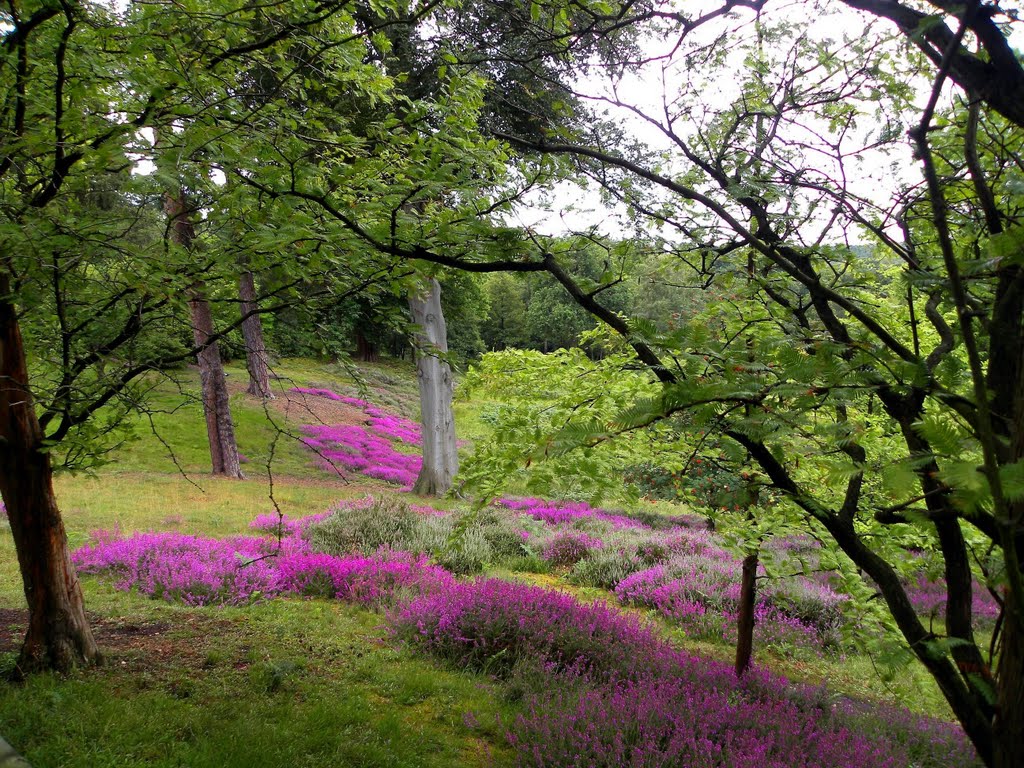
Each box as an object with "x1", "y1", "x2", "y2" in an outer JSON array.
[{"x1": 2, "y1": 0, "x2": 1024, "y2": 766}]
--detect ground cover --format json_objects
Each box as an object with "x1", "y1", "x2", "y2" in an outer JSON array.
[
  {"x1": 62, "y1": 496, "x2": 980, "y2": 767},
  {"x1": 0, "y1": 361, "x2": 989, "y2": 766}
]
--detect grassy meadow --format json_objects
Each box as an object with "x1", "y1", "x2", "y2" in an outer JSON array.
[{"x1": 0, "y1": 358, "x2": 979, "y2": 767}]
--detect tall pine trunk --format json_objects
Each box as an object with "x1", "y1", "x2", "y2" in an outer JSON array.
[
  {"x1": 408, "y1": 278, "x2": 458, "y2": 496},
  {"x1": 164, "y1": 190, "x2": 243, "y2": 479},
  {"x1": 238, "y1": 270, "x2": 273, "y2": 399},
  {"x1": 0, "y1": 274, "x2": 100, "y2": 674}
]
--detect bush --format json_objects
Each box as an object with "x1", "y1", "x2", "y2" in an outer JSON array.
[
  {"x1": 307, "y1": 496, "x2": 418, "y2": 555},
  {"x1": 568, "y1": 549, "x2": 644, "y2": 590},
  {"x1": 434, "y1": 525, "x2": 493, "y2": 575},
  {"x1": 542, "y1": 531, "x2": 603, "y2": 568}
]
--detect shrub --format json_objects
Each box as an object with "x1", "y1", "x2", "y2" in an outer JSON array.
[
  {"x1": 483, "y1": 526, "x2": 531, "y2": 560},
  {"x1": 307, "y1": 496, "x2": 418, "y2": 555},
  {"x1": 542, "y1": 531, "x2": 603, "y2": 568},
  {"x1": 433, "y1": 525, "x2": 493, "y2": 575},
  {"x1": 390, "y1": 576, "x2": 977, "y2": 768},
  {"x1": 568, "y1": 549, "x2": 644, "y2": 590},
  {"x1": 507, "y1": 675, "x2": 906, "y2": 768},
  {"x1": 72, "y1": 530, "x2": 453, "y2": 609},
  {"x1": 635, "y1": 539, "x2": 669, "y2": 565}
]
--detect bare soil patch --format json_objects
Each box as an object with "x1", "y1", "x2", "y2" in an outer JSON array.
[{"x1": 0, "y1": 607, "x2": 237, "y2": 673}]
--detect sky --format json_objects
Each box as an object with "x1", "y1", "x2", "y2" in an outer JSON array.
[{"x1": 507, "y1": 0, "x2": 1024, "y2": 243}]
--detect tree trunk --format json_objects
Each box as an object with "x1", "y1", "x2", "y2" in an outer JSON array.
[
  {"x1": 994, "y1": 598, "x2": 1024, "y2": 768},
  {"x1": 354, "y1": 328, "x2": 378, "y2": 362},
  {"x1": 164, "y1": 189, "x2": 243, "y2": 479},
  {"x1": 238, "y1": 270, "x2": 274, "y2": 399},
  {"x1": 190, "y1": 293, "x2": 244, "y2": 478},
  {"x1": 0, "y1": 734, "x2": 32, "y2": 767},
  {"x1": 734, "y1": 551, "x2": 758, "y2": 677},
  {"x1": 0, "y1": 274, "x2": 100, "y2": 674},
  {"x1": 408, "y1": 278, "x2": 458, "y2": 496}
]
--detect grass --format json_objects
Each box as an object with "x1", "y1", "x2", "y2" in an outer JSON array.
[
  {"x1": 0, "y1": 354, "x2": 968, "y2": 766},
  {"x1": 0, "y1": 573, "x2": 515, "y2": 767},
  {"x1": 1, "y1": 356, "x2": 519, "y2": 767}
]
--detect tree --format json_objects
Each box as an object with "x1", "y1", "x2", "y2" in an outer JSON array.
[
  {"x1": 0, "y1": 0, "x2": 374, "y2": 672},
  {"x1": 363, "y1": 2, "x2": 1024, "y2": 764},
  {"x1": 239, "y1": 268, "x2": 275, "y2": 399},
  {"x1": 162, "y1": 184, "x2": 243, "y2": 479},
  {"x1": 408, "y1": 278, "x2": 460, "y2": 495}
]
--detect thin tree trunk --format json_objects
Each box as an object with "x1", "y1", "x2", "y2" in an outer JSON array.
[
  {"x1": 735, "y1": 551, "x2": 758, "y2": 677},
  {"x1": 239, "y1": 270, "x2": 273, "y2": 399},
  {"x1": 190, "y1": 292, "x2": 243, "y2": 478},
  {"x1": 0, "y1": 274, "x2": 100, "y2": 674},
  {"x1": 408, "y1": 278, "x2": 458, "y2": 496},
  {"x1": 164, "y1": 189, "x2": 243, "y2": 479}
]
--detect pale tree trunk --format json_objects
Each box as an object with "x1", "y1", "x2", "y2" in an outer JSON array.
[
  {"x1": 238, "y1": 270, "x2": 273, "y2": 399},
  {"x1": 164, "y1": 189, "x2": 243, "y2": 479},
  {"x1": 0, "y1": 734, "x2": 31, "y2": 767},
  {"x1": 0, "y1": 273, "x2": 100, "y2": 675},
  {"x1": 408, "y1": 278, "x2": 458, "y2": 496}
]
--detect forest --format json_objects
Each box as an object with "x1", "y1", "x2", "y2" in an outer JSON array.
[{"x1": 1, "y1": 0, "x2": 1023, "y2": 766}]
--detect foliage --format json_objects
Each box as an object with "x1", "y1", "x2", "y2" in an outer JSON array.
[
  {"x1": 458, "y1": 349, "x2": 669, "y2": 502},
  {"x1": 392, "y1": 577, "x2": 978, "y2": 768}
]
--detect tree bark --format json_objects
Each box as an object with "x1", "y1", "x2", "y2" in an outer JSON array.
[
  {"x1": 994, "y1": 601, "x2": 1024, "y2": 768},
  {"x1": 0, "y1": 274, "x2": 100, "y2": 674},
  {"x1": 239, "y1": 270, "x2": 274, "y2": 399},
  {"x1": 164, "y1": 189, "x2": 243, "y2": 479},
  {"x1": 190, "y1": 293, "x2": 244, "y2": 478},
  {"x1": 734, "y1": 552, "x2": 758, "y2": 677},
  {"x1": 0, "y1": 734, "x2": 32, "y2": 768},
  {"x1": 354, "y1": 328, "x2": 378, "y2": 362},
  {"x1": 408, "y1": 278, "x2": 459, "y2": 496}
]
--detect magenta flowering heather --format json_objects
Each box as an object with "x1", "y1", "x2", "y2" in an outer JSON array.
[
  {"x1": 542, "y1": 531, "x2": 604, "y2": 568},
  {"x1": 72, "y1": 532, "x2": 291, "y2": 605},
  {"x1": 391, "y1": 577, "x2": 976, "y2": 768},
  {"x1": 508, "y1": 674, "x2": 906, "y2": 768},
  {"x1": 72, "y1": 530, "x2": 451, "y2": 608},
  {"x1": 905, "y1": 572, "x2": 1001, "y2": 627},
  {"x1": 301, "y1": 423, "x2": 421, "y2": 487},
  {"x1": 274, "y1": 550, "x2": 455, "y2": 605},
  {"x1": 289, "y1": 386, "x2": 345, "y2": 401},
  {"x1": 615, "y1": 556, "x2": 840, "y2": 652},
  {"x1": 498, "y1": 497, "x2": 651, "y2": 530},
  {"x1": 366, "y1": 413, "x2": 422, "y2": 446}
]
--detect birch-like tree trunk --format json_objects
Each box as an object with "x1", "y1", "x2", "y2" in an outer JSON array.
[
  {"x1": 239, "y1": 269, "x2": 274, "y2": 399},
  {"x1": 164, "y1": 189, "x2": 243, "y2": 479},
  {"x1": 408, "y1": 278, "x2": 458, "y2": 496},
  {"x1": 0, "y1": 734, "x2": 32, "y2": 767}
]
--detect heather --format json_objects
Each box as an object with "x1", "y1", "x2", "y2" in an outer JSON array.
[
  {"x1": 33, "y1": 373, "x2": 988, "y2": 768},
  {"x1": 300, "y1": 423, "x2": 421, "y2": 488},
  {"x1": 62, "y1": 487, "x2": 981, "y2": 768},
  {"x1": 288, "y1": 386, "x2": 423, "y2": 487},
  {"x1": 72, "y1": 529, "x2": 452, "y2": 608},
  {"x1": 391, "y1": 577, "x2": 978, "y2": 768}
]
